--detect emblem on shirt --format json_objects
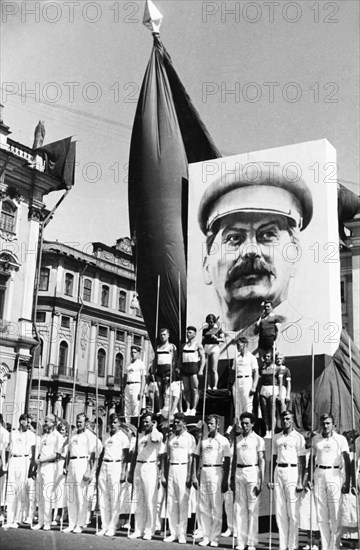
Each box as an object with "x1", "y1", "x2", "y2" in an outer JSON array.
[
  {"x1": 172, "y1": 441, "x2": 179, "y2": 448},
  {"x1": 279, "y1": 442, "x2": 288, "y2": 450},
  {"x1": 322, "y1": 444, "x2": 331, "y2": 453},
  {"x1": 205, "y1": 445, "x2": 213, "y2": 452}
]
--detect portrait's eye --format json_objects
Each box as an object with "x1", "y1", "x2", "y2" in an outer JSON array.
[
  {"x1": 257, "y1": 228, "x2": 279, "y2": 243},
  {"x1": 223, "y1": 232, "x2": 244, "y2": 247}
]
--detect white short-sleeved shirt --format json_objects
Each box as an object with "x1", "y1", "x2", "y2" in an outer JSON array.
[
  {"x1": 137, "y1": 428, "x2": 164, "y2": 462},
  {"x1": 125, "y1": 358, "x2": 145, "y2": 383},
  {"x1": 69, "y1": 430, "x2": 94, "y2": 458},
  {"x1": 0, "y1": 425, "x2": 10, "y2": 452},
  {"x1": 196, "y1": 433, "x2": 231, "y2": 466},
  {"x1": 236, "y1": 432, "x2": 265, "y2": 465},
  {"x1": 232, "y1": 351, "x2": 258, "y2": 378},
  {"x1": 85, "y1": 428, "x2": 103, "y2": 458},
  {"x1": 38, "y1": 430, "x2": 63, "y2": 461},
  {"x1": 274, "y1": 429, "x2": 305, "y2": 464},
  {"x1": 312, "y1": 432, "x2": 349, "y2": 468},
  {"x1": 168, "y1": 430, "x2": 196, "y2": 463},
  {"x1": 103, "y1": 429, "x2": 129, "y2": 461},
  {"x1": 10, "y1": 429, "x2": 35, "y2": 456}
]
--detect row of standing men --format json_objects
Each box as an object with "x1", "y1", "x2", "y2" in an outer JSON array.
[{"x1": 1, "y1": 408, "x2": 359, "y2": 550}]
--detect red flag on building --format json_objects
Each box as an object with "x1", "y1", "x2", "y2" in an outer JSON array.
[
  {"x1": 36, "y1": 137, "x2": 76, "y2": 190},
  {"x1": 128, "y1": 31, "x2": 220, "y2": 348}
]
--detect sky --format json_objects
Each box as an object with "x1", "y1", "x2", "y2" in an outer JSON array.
[{"x1": 1, "y1": 0, "x2": 359, "y2": 251}]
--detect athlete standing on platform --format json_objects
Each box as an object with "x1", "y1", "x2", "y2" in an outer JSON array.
[
  {"x1": 181, "y1": 326, "x2": 205, "y2": 416},
  {"x1": 124, "y1": 346, "x2": 146, "y2": 422},
  {"x1": 230, "y1": 337, "x2": 259, "y2": 417},
  {"x1": 310, "y1": 413, "x2": 350, "y2": 550},
  {"x1": 202, "y1": 315, "x2": 224, "y2": 390}
]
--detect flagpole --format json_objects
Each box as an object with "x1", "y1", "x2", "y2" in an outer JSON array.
[
  {"x1": 309, "y1": 341, "x2": 315, "y2": 548},
  {"x1": 269, "y1": 343, "x2": 277, "y2": 550},
  {"x1": 349, "y1": 336, "x2": 360, "y2": 541},
  {"x1": 231, "y1": 333, "x2": 237, "y2": 550}
]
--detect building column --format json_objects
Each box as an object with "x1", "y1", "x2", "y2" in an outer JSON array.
[
  {"x1": 88, "y1": 322, "x2": 98, "y2": 373},
  {"x1": 48, "y1": 312, "x2": 61, "y2": 371}
]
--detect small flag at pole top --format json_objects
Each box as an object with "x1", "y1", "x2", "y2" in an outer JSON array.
[{"x1": 143, "y1": 0, "x2": 163, "y2": 33}]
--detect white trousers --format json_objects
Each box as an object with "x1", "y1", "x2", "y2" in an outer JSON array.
[
  {"x1": 167, "y1": 464, "x2": 190, "y2": 538},
  {"x1": 274, "y1": 466, "x2": 300, "y2": 550},
  {"x1": 133, "y1": 462, "x2": 158, "y2": 536},
  {"x1": 67, "y1": 457, "x2": 89, "y2": 529},
  {"x1": 235, "y1": 465, "x2": 260, "y2": 548},
  {"x1": 314, "y1": 468, "x2": 343, "y2": 550},
  {"x1": 37, "y1": 462, "x2": 57, "y2": 526},
  {"x1": 124, "y1": 383, "x2": 141, "y2": 421},
  {"x1": 199, "y1": 466, "x2": 223, "y2": 543},
  {"x1": 98, "y1": 461, "x2": 124, "y2": 532},
  {"x1": 6, "y1": 456, "x2": 29, "y2": 524},
  {"x1": 233, "y1": 379, "x2": 253, "y2": 418}
]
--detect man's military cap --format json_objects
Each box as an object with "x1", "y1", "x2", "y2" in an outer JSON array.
[{"x1": 198, "y1": 162, "x2": 313, "y2": 234}]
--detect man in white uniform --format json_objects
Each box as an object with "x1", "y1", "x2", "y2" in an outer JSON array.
[
  {"x1": 3, "y1": 413, "x2": 35, "y2": 529},
  {"x1": 269, "y1": 410, "x2": 305, "y2": 550},
  {"x1": 128, "y1": 412, "x2": 164, "y2": 541},
  {"x1": 96, "y1": 413, "x2": 129, "y2": 537},
  {"x1": 84, "y1": 417, "x2": 103, "y2": 527},
  {"x1": 310, "y1": 413, "x2": 350, "y2": 550},
  {"x1": 232, "y1": 412, "x2": 265, "y2": 550},
  {"x1": 32, "y1": 414, "x2": 63, "y2": 531},
  {"x1": 193, "y1": 414, "x2": 231, "y2": 547},
  {"x1": 124, "y1": 346, "x2": 146, "y2": 422},
  {"x1": 162, "y1": 412, "x2": 196, "y2": 543},
  {"x1": 230, "y1": 337, "x2": 259, "y2": 417},
  {"x1": 63, "y1": 413, "x2": 97, "y2": 534}
]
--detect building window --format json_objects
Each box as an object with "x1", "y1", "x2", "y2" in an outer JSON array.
[
  {"x1": 101, "y1": 285, "x2": 109, "y2": 307},
  {"x1": 39, "y1": 267, "x2": 50, "y2": 291},
  {"x1": 61, "y1": 316, "x2": 71, "y2": 329},
  {"x1": 97, "y1": 348, "x2": 106, "y2": 378},
  {"x1": 36, "y1": 311, "x2": 46, "y2": 323},
  {"x1": 116, "y1": 330, "x2": 125, "y2": 342},
  {"x1": 0, "y1": 201, "x2": 17, "y2": 233},
  {"x1": 64, "y1": 273, "x2": 74, "y2": 296},
  {"x1": 83, "y1": 278, "x2": 92, "y2": 302},
  {"x1": 118, "y1": 290, "x2": 126, "y2": 312},
  {"x1": 114, "y1": 353, "x2": 123, "y2": 386},
  {"x1": 133, "y1": 335, "x2": 142, "y2": 348},
  {"x1": 33, "y1": 338, "x2": 44, "y2": 368},
  {"x1": 0, "y1": 275, "x2": 8, "y2": 319},
  {"x1": 58, "y1": 341, "x2": 68, "y2": 375},
  {"x1": 98, "y1": 325, "x2": 108, "y2": 338}
]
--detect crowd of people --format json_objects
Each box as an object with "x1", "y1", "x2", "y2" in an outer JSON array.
[
  {"x1": 0, "y1": 302, "x2": 359, "y2": 548},
  {"x1": 0, "y1": 408, "x2": 359, "y2": 549}
]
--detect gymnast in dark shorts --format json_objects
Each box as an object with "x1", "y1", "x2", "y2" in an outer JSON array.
[{"x1": 181, "y1": 326, "x2": 205, "y2": 416}]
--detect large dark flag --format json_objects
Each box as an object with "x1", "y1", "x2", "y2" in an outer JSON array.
[
  {"x1": 128, "y1": 29, "x2": 220, "y2": 348},
  {"x1": 36, "y1": 136, "x2": 76, "y2": 190}
]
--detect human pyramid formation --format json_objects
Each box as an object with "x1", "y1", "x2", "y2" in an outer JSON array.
[{"x1": 0, "y1": 302, "x2": 359, "y2": 550}]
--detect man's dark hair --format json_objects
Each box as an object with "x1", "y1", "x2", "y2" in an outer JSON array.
[
  {"x1": 174, "y1": 412, "x2": 186, "y2": 423},
  {"x1": 141, "y1": 411, "x2": 156, "y2": 423},
  {"x1": 186, "y1": 326, "x2": 197, "y2": 332},
  {"x1": 320, "y1": 413, "x2": 335, "y2": 423},
  {"x1": 240, "y1": 412, "x2": 255, "y2": 424}
]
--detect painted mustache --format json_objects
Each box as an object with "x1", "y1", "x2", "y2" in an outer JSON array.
[{"x1": 225, "y1": 256, "x2": 276, "y2": 289}]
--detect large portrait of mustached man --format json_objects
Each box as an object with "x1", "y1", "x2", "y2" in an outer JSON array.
[{"x1": 187, "y1": 141, "x2": 342, "y2": 361}]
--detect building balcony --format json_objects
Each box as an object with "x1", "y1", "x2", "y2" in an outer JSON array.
[{"x1": 47, "y1": 363, "x2": 77, "y2": 380}]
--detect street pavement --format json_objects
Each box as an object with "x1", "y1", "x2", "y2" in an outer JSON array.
[{"x1": 0, "y1": 521, "x2": 306, "y2": 550}]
